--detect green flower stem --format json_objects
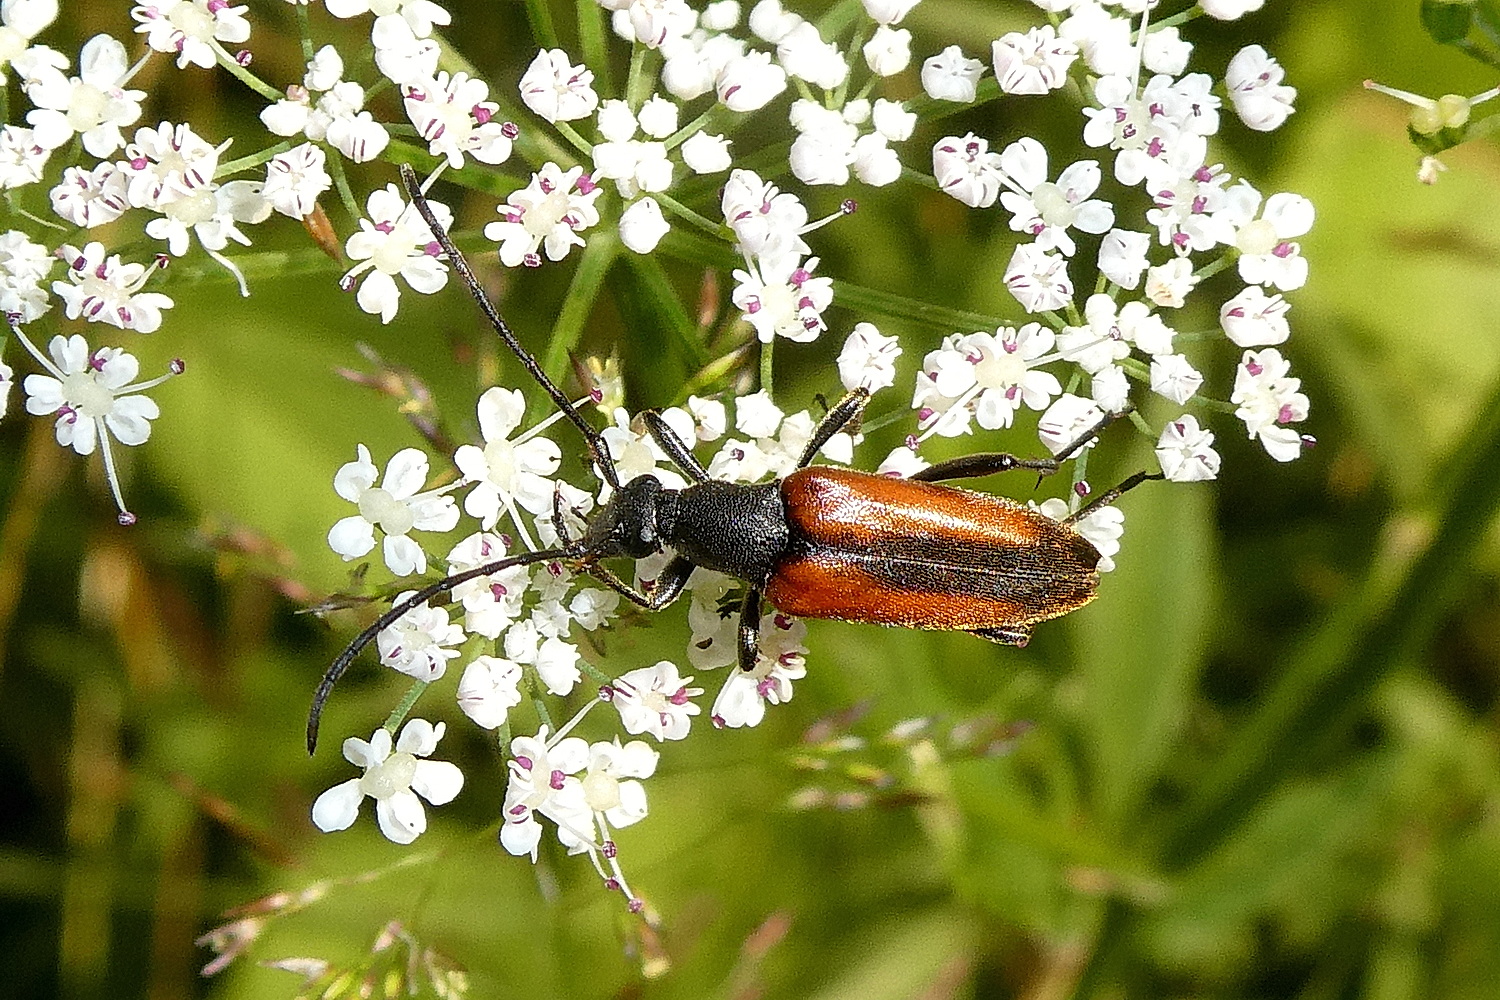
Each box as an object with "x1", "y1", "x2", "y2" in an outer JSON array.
[
  {"x1": 216, "y1": 141, "x2": 295, "y2": 179},
  {"x1": 211, "y1": 40, "x2": 282, "y2": 102},
  {"x1": 382, "y1": 680, "x2": 429, "y2": 737},
  {"x1": 760, "y1": 337, "x2": 775, "y2": 395},
  {"x1": 553, "y1": 119, "x2": 594, "y2": 157},
  {"x1": 522, "y1": 0, "x2": 560, "y2": 51},
  {"x1": 653, "y1": 190, "x2": 732, "y2": 240},
  {"x1": 531, "y1": 694, "x2": 554, "y2": 733},
  {"x1": 327, "y1": 151, "x2": 362, "y2": 221},
  {"x1": 294, "y1": 2, "x2": 315, "y2": 62},
  {"x1": 577, "y1": 0, "x2": 614, "y2": 97},
  {"x1": 665, "y1": 106, "x2": 724, "y2": 152},
  {"x1": 544, "y1": 229, "x2": 619, "y2": 379},
  {"x1": 831, "y1": 279, "x2": 1021, "y2": 333},
  {"x1": 1192, "y1": 252, "x2": 1234, "y2": 282}
]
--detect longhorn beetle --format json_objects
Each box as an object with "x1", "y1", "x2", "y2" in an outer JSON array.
[{"x1": 305, "y1": 163, "x2": 1161, "y2": 754}]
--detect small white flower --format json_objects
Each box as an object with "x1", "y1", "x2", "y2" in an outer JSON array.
[
  {"x1": 1037, "y1": 393, "x2": 1104, "y2": 456},
  {"x1": 1231, "y1": 348, "x2": 1309, "y2": 461},
  {"x1": 1143, "y1": 26, "x2": 1192, "y2": 75},
  {"x1": 778, "y1": 21, "x2": 847, "y2": 89},
  {"x1": 21, "y1": 333, "x2": 162, "y2": 455},
  {"x1": 681, "y1": 131, "x2": 732, "y2": 173},
  {"x1": 618, "y1": 196, "x2": 670, "y2": 254},
  {"x1": 1155, "y1": 414, "x2": 1220, "y2": 482},
  {"x1": 504, "y1": 621, "x2": 582, "y2": 696},
  {"x1": 722, "y1": 169, "x2": 809, "y2": 259},
  {"x1": 0, "y1": 125, "x2": 50, "y2": 189},
  {"x1": 715, "y1": 49, "x2": 787, "y2": 111},
  {"x1": 732, "y1": 253, "x2": 834, "y2": 343},
  {"x1": 1004, "y1": 242, "x2": 1074, "y2": 313},
  {"x1": 453, "y1": 386, "x2": 563, "y2": 530},
  {"x1": 571, "y1": 739, "x2": 658, "y2": 846},
  {"x1": 710, "y1": 612, "x2": 808, "y2": 728},
  {"x1": 876, "y1": 445, "x2": 929, "y2": 478},
  {"x1": 637, "y1": 95, "x2": 678, "y2": 137},
  {"x1": 311, "y1": 719, "x2": 463, "y2": 845},
  {"x1": 1220, "y1": 284, "x2": 1291, "y2": 347},
  {"x1": 612, "y1": 661, "x2": 704, "y2": 741},
  {"x1": 484, "y1": 163, "x2": 603, "y2": 267},
  {"x1": 327, "y1": 444, "x2": 460, "y2": 575},
  {"x1": 997, "y1": 137, "x2": 1114, "y2": 256},
  {"x1": 262, "y1": 142, "x2": 332, "y2": 218},
  {"x1": 838, "y1": 322, "x2": 902, "y2": 392},
  {"x1": 1219, "y1": 184, "x2": 1313, "y2": 291},
  {"x1": 0, "y1": 0, "x2": 58, "y2": 82},
  {"x1": 1091, "y1": 364, "x2": 1130, "y2": 412},
  {"x1": 913, "y1": 324, "x2": 1060, "y2": 436},
  {"x1": 520, "y1": 48, "x2": 599, "y2": 123},
  {"x1": 377, "y1": 592, "x2": 465, "y2": 682},
  {"x1": 1149, "y1": 353, "x2": 1203, "y2": 404},
  {"x1": 131, "y1": 0, "x2": 251, "y2": 70},
  {"x1": 341, "y1": 184, "x2": 451, "y2": 323},
  {"x1": 1056, "y1": 295, "x2": 1134, "y2": 374},
  {"x1": 456, "y1": 655, "x2": 524, "y2": 729},
  {"x1": 872, "y1": 98, "x2": 916, "y2": 141},
  {"x1": 1098, "y1": 228, "x2": 1152, "y2": 289},
  {"x1": 404, "y1": 71, "x2": 515, "y2": 169},
  {"x1": 445, "y1": 531, "x2": 530, "y2": 639},
  {"x1": 50, "y1": 163, "x2": 129, "y2": 228},
  {"x1": 1199, "y1": 0, "x2": 1266, "y2": 19},
  {"x1": 371, "y1": 13, "x2": 440, "y2": 85},
  {"x1": 324, "y1": 0, "x2": 451, "y2": 37},
  {"x1": 862, "y1": 0, "x2": 919, "y2": 24},
  {"x1": 863, "y1": 24, "x2": 911, "y2": 77},
  {"x1": 991, "y1": 25, "x2": 1077, "y2": 95},
  {"x1": 921, "y1": 44, "x2": 984, "y2": 102},
  {"x1": 23, "y1": 35, "x2": 145, "y2": 156},
  {"x1": 499, "y1": 727, "x2": 589, "y2": 861},
  {"x1": 0, "y1": 230, "x2": 54, "y2": 321},
  {"x1": 52, "y1": 242, "x2": 174, "y2": 334},
  {"x1": 1060, "y1": 3, "x2": 1135, "y2": 77},
  {"x1": 1143, "y1": 256, "x2": 1197, "y2": 308},
  {"x1": 1227, "y1": 45, "x2": 1296, "y2": 132},
  {"x1": 933, "y1": 132, "x2": 1004, "y2": 208}
]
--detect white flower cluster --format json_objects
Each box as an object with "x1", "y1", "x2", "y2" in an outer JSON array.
[
  {"x1": 914, "y1": 2, "x2": 1308, "y2": 485},
  {"x1": 0, "y1": 0, "x2": 1315, "y2": 909}
]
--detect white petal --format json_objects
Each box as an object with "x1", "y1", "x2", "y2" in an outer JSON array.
[
  {"x1": 328, "y1": 515, "x2": 375, "y2": 559},
  {"x1": 311, "y1": 779, "x2": 364, "y2": 832},
  {"x1": 411, "y1": 759, "x2": 464, "y2": 805},
  {"x1": 375, "y1": 789, "x2": 427, "y2": 844},
  {"x1": 383, "y1": 534, "x2": 426, "y2": 576},
  {"x1": 381, "y1": 447, "x2": 430, "y2": 499}
]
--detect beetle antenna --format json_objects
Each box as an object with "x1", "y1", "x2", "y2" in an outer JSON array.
[
  {"x1": 398, "y1": 164, "x2": 621, "y2": 491},
  {"x1": 307, "y1": 545, "x2": 572, "y2": 754}
]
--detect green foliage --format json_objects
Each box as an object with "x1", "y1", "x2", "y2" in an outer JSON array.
[{"x1": 4, "y1": 2, "x2": 1500, "y2": 999}]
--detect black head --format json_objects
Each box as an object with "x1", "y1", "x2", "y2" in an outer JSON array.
[{"x1": 588, "y1": 474, "x2": 673, "y2": 559}]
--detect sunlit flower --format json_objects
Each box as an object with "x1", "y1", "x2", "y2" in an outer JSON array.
[
  {"x1": 311, "y1": 719, "x2": 463, "y2": 845},
  {"x1": 341, "y1": 184, "x2": 450, "y2": 322},
  {"x1": 485, "y1": 163, "x2": 602, "y2": 267},
  {"x1": 327, "y1": 444, "x2": 460, "y2": 575},
  {"x1": 131, "y1": 0, "x2": 251, "y2": 70}
]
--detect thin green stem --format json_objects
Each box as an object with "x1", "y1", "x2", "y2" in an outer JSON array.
[
  {"x1": 522, "y1": 0, "x2": 560, "y2": 51},
  {"x1": 294, "y1": 3, "x2": 315, "y2": 62},
  {"x1": 383, "y1": 680, "x2": 430, "y2": 736},
  {"x1": 553, "y1": 120, "x2": 594, "y2": 157},
  {"x1": 653, "y1": 190, "x2": 731, "y2": 240},
  {"x1": 327, "y1": 152, "x2": 362, "y2": 221},
  {"x1": 211, "y1": 40, "x2": 281, "y2": 102},
  {"x1": 216, "y1": 141, "x2": 295, "y2": 179},
  {"x1": 760, "y1": 337, "x2": 774, "y2": 395}
]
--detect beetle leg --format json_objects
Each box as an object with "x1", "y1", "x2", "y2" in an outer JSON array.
[
  {"x1": 1063, "y1": 470, "x2": 1165, "y2": 526},
  {"x1": 796, "y1": 388, "x2": 871, "y2": 468},
  {"x1": 969, "y1": 625, "x2": 1032, "y2": 647},
  {"x1": 642, "y1": 410, "x2": 711, "y2": 483},
  {"x1": 909, "y1": 451, "x2": 1060, "y2": 483},
  {"x1": 737, "y1": 588, "x2": 764, "y2": 671},
  {"x1": 588, "y1": 555, "x2": 695, "y2": 610}
]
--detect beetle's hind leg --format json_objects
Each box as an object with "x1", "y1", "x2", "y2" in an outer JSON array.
[{"x1": 969, "y1": 626, "x2": 1032, "y2": 647}]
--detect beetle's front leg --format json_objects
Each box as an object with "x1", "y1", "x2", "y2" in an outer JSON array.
[
  {"x1": 737, "y1": 588, "x2": 763, "y2": 671},
  {"x1": 589, "y1": 555, "x2": 695, "y2": 610}
]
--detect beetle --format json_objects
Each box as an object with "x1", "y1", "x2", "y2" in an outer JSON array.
[{"x1": 305, "y1": 163, "x2": 1158, "y2": 754}]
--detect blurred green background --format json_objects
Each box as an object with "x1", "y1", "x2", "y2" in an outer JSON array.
[{"x1": 3, "y1": 1, "x2": 1500, "y2": 998}]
